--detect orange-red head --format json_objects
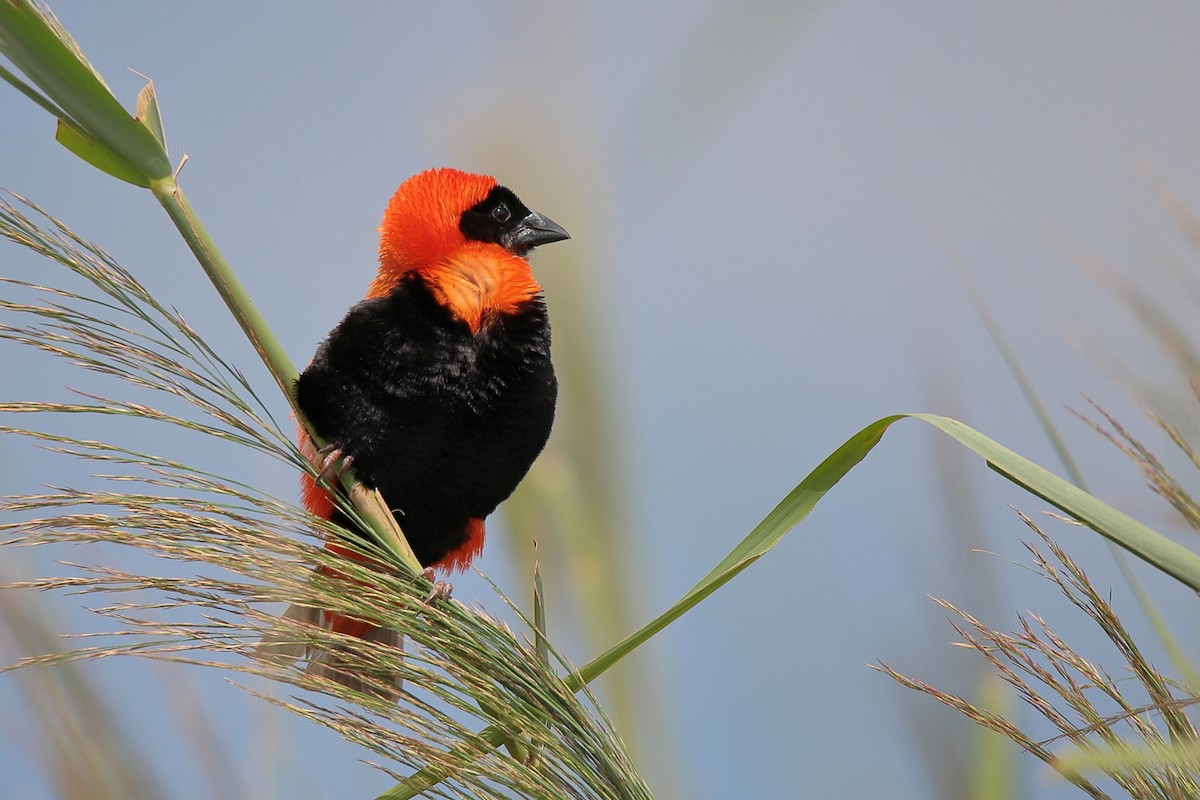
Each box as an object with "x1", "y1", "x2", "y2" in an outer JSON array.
[{"x1": 371, "y1": 168, "x2": 569, "y2": 330}]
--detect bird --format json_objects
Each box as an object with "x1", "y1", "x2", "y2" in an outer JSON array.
[{"x1": 262, "y1": 168, "x2": 568, "y2": 695}]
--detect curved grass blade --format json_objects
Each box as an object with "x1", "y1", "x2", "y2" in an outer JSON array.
[
  {"x1": 576, "y1": 413, "x2": 1200, "y2": 687},
  {"x1": 571, "y1": 415, "x2": 893, "y2": 685}
]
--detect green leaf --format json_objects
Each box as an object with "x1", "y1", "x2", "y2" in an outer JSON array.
[
  {"x1": 568, "y1": 416, "x2": 893, "y2": 686},
  {"x1": 55, "y1": 120, "x2": 152, "y2": 187},
  {"x1": 0, "y1": 0, "x2": 169, "y2": 181},
  {"x1": 570, "y1": 413, "x2": 1200, "y2": 687}
]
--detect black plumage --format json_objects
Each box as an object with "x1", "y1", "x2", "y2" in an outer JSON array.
[{"x1": 296, "y1": 274, "x2": 556, "y2": 567}]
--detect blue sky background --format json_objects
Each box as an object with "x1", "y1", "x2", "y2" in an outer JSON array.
[{"x1": 4, "y1": 3, "x2": 1200, "y2": 798}]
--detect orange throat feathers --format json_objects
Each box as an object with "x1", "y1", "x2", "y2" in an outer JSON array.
[{"x1": 370, "y1": 243, "x2": 541, "y2": 333}]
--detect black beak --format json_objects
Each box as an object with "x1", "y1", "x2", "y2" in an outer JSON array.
[{"x1": 502, "y1": 210, "x2": 570, "y2": 255}]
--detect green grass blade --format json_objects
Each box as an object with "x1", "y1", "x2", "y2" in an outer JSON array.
[
  {"x1": 0, "y1": 0, "x2": 169, "y2": 183},
  {"x1": 570, "y1": 415, "x2": 898, "y2": 686},
  {"x1": 573, "y1": 413, "x2": 1200, "y2": 687},
  {"x1": 55, "y1": 121, "x2": 152, "y2": 187}
]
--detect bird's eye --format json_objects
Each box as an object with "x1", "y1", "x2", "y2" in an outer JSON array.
[{"x1": 491, "y1": 203, "x2": 512, "y2": 223}]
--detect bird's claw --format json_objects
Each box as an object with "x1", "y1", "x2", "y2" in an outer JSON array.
[
  {"x1": 421, "y1": 567, "x2": 453, "y2": 604},
  {"x1": 310, "y1": 444, "x2": 354, "y2": 486}
]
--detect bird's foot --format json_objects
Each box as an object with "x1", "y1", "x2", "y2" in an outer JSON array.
[
  {"x1": 309, "y1": 444, "x2": 354, "y2": 486},
  {"x1": 421, "y1": 567, "x2": 453, "y2": 603}
]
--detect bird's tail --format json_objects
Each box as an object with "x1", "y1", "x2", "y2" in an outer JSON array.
[{"x1": 256, "y1": 557, "x2": 405, "y2": 701}]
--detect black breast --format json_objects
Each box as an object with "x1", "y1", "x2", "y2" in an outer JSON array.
[{"x1": 295, "y1": 275, "x2": 556, "y2": 566}]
